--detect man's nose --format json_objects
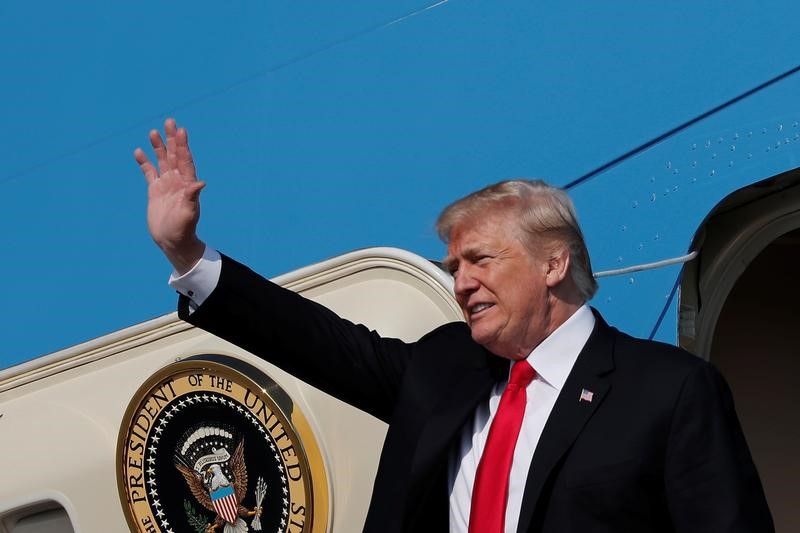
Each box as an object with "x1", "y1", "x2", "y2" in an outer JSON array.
[{"x1": 453, "y1": 267, "x2": 479, "y2": 296}]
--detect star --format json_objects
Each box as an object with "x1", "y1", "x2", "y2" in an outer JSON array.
[
  {"x1": 185, "y1": 396, "x2": 194, "y2": 404},
  {"x1": 155, "y1": 506, "x2": 164, "y2": 518},
  {"x1": 152, "y1": 435, "x2": 161, "y2": 443},
  {"x1": 210, "y1": 395, "x2": 219, "y2": 403},
  {"x1": 178, "y1": 399, "x2": 186, "y2": 407},
  {"x1": 269, "y1": 443, "x2": 276, "y2": 451},
  {"x1": 147, "y1": 466, "x2": 155, "y2": 475},
  {"x1": 282, "y1": 498, "x2": 288, "y2": 506},
  {"x1": 282, "y1": 486, "x2": 288, "y2": 495},
  {"x1": 148, "y1": 445, "x2": 157, "y2": 454},
  {"x1": 154, "y1": 426, "x2": 164, "y2": 435},
  {"x1": 147, "y1": 478, "x2": 157, "y2": 487},
  {"x1": 160, "y1": 519, "x2": 170, "y2": 528},
  {"x1": 149, "y1": 488, "x2": 158, "y2": 497},
  {"x1": 282, "y1": 508, "x2": 288, "y2": 517},
  {"x1": 281, "y1": 475, "x2": 287, "y2": 484},
  {"x1": 274, "y1": 453, "x2": 280, "y2": 461},
  {"x1": 202, "y1": 394, "x2": 209, "y2": 401},
  {"x1": 236, "y1": 405, "x2": 244, "y2": 413}
]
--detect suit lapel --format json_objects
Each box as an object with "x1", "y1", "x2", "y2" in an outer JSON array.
[
  {"x1": 405, "y1": 352, "x2": 506, "y2": 520},
  {"x1": 516, "y1": 312, "x2": 616, "y2": 532}
]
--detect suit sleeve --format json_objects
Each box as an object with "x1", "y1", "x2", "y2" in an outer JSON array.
[
  {"x1": 664, "y1": 362, "x2": 774, "y2": 532},
  {"x1": 178, "y1": 254, "x2": 415, "y2": 423}
]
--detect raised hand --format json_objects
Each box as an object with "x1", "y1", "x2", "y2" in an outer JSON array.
[{"x1": 135, "y1": 118, "x2": 206, "y2": 275}]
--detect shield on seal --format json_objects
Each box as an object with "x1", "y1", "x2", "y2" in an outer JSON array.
[{"x1": 210, "y1": 484, "x2": 238, "y2": 524}]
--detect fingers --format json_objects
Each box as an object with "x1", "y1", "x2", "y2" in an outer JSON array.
[
  {"x1": 149, "y1": 128, "x2": 168, "y2": 175},
  {"x1": 134, "y1": 148, "x2": 158, "y2": 185},
  {"x1": 165, "y1": 118, "x2": 179, "y2": 175},
  {"x1": 140, "y1": 118, "x2": 197, "y2": 183},
  {"x1": 176, "y1": 127, "x2": 198, "y2": 180}
]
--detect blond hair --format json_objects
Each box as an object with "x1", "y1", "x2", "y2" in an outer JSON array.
[{"x1": 436, "y1": 179, "x2": 597, "y2": 300}]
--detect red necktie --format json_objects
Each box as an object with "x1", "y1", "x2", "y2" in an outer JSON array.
[{"x1": 468, "y1": 360, "x2": 536, "y2": 533}]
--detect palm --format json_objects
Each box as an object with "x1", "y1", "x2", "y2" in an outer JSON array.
[
  {"x1": 135, "y1": 119, "x2": 206, "y2": 272},
  {"x1": 146, "y1": 160, "x2": 200, "y2": 246}
]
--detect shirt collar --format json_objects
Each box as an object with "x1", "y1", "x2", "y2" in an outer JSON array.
[{"x1": 518, "y1": 304, "x2": 595, "y2": 391}]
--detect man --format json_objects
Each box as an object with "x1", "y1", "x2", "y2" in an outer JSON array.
[{"x1": 136, "y1": 119, "x2": 773, "y2": 532}]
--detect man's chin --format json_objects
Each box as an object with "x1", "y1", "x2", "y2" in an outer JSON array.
[{"x1": 470, "y1": 329, "x2": 500, "y2": 353}]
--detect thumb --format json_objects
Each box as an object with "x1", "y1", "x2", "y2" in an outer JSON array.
[{"x1": 187, "y1": 180, "x2": 206, "y2": 202}]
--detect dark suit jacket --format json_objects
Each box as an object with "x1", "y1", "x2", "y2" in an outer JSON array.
[{"x1": 179, "y1": 255, "x2": 773, "y2": 532}]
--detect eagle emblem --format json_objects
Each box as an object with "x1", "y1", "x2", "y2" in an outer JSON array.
[{"x1": 175, "y1": 427, "x2": 266, "y2": 532}]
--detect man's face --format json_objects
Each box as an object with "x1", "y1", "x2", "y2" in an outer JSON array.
[{"x1": 444, "y1": 211, "x2": 553, "y2": 360}]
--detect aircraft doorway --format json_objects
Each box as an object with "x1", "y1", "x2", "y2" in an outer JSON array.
[{"x1": 680, "y1": 172, "x2": 800, "y2": 531}]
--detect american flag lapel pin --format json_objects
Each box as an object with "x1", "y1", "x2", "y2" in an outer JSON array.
[{"x1": 579, "y1": 388, "x2": 594, "y2": 403}]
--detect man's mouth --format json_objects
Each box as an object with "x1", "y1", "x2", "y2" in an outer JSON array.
[{"x1": 470, "y1": 303, "x2": 494, "y2": 315}]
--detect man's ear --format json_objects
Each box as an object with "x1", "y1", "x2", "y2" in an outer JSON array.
[{"x1": 545, "y1": 247, "x2": 570, "y2": 288}]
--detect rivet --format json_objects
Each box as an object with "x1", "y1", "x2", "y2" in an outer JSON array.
[{"x1": 650, "y1": 193, "x2": 657, "y2": 202}]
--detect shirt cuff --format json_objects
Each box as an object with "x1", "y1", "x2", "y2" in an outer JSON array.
[{"x1": 168, "y1": 246, "x2": 222, "y2": 309}]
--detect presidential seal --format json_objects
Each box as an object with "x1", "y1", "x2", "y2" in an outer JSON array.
[{"x1": 118, "y1": 355, "x2": 328, "y2": 533}]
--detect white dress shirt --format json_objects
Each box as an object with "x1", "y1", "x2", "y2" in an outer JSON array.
[
  {"x1": 168, "y1": 249, "x2": 596, "y2": 533},
  {"x1": 447, "y1": 305, "x2": 595, "y2": 533}
]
